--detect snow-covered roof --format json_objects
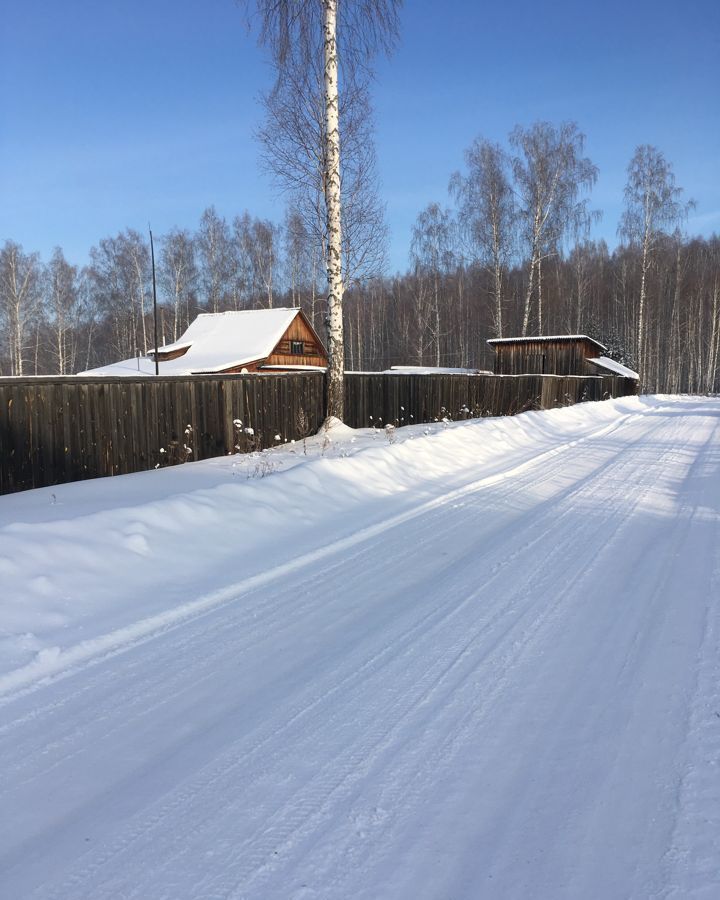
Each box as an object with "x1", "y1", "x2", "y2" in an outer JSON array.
[
  {"x1": 587, "y1": 356, "x2": 639, "y2": 379},
  {"x1": 487, "y1": 334, "x2": 608, "y2": 352},
  {"x1": 80, "y1": 309, "x2": 305, "y2": 376}
]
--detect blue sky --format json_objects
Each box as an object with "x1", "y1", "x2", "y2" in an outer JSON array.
[{"x1": 1, "y1": 0, "x2": 718, "y2": 274}]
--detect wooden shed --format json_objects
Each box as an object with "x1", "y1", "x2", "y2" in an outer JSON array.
[{"x1": 487, "y1": 335, "x2": 639, "y2": 380}]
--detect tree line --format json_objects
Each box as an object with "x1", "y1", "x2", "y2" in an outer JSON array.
[{"x1": 1, "y1": 124, "x2": 718, "y2": 393}]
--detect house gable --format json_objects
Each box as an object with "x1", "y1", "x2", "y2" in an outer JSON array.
[{"x1": 263, "y1": 309, "x2": 328, "y2": 370}]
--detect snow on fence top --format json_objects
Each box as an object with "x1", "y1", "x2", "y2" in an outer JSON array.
[{"x1": 384, "y1": 366, "x2": 493, "y2": 375}]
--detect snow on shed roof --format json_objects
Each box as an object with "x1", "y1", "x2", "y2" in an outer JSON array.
[
  {"x1": 487, "y1": 334, "x2": 607, "y2": 352},
  {"x1": 587, "y1": 356, "x2": 639, "y2": 379},
  {"x1": 81, "y1": 308, "x2": 304, "y2": 376}
]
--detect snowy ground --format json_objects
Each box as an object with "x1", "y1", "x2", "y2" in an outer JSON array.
[{"x1": 0, "y1": 395, "x2": 718, "y2": 899}]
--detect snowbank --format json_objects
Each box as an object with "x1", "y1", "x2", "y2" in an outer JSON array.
[{"x1": 1, "y1": 396, "x2": 644, "y2": 684}]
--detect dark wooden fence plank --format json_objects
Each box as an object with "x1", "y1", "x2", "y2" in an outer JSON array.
[{"x1": 0, "y1": 372, "x2": 636, "y2": 495}]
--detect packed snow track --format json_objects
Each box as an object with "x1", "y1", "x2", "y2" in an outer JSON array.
[{"x1": 0, "y1": 395, "x2": 718, "y2": 899}]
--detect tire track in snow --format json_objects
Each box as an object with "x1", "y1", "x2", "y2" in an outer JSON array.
[
  {"x1": 289, "y1": 411, "x2": 715, "y2": 900},
  {"x1": 661, "y1": 415, "x2": 720, "y2": 899},
  {"x1": 24, "y1": 411, "x2": 690, "y2": 900},
  {"x1": 0, "y1": 409, "x2": 660, "y2": 796},
  {"x1": 0, "y1": 409, "x2": 644, "y2": 705},
  {"x1": 217, "y1": 411, "x2": 702, "y2": 898},
  {"x1": 0, "y1": 408, "x2": 649, "y2": 809},
  {"x1": 1, "y1": 414, "x2": 659, "y2": 893}
]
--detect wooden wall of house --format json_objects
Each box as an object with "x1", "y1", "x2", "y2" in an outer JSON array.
[
  {"x1": 266, "y1": 315, "x2": 327, "y2": 369},
  {"x1": 493, "y1": 339, "x2": 602, "y2": 376}
]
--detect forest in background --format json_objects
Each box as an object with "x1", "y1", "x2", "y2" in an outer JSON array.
[{"x1": 1, "y1": 123, "x2": 718, "y2": 394}]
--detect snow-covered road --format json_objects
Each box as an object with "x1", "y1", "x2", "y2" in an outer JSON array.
[{"x1": 1, "y1": 396, "x2": 718, "y2": 899}]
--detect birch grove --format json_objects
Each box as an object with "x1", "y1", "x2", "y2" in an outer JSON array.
[
  {"x1": 1, "y1": 126, "x2": 718, "y2": 397},
  {"x1": 2, "y1": 223, "x2": 718, "y2": 394}
]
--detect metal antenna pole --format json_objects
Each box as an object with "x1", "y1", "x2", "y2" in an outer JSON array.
[{"x1": 149, "y1": 226, "x2": 159, "y2": 376}]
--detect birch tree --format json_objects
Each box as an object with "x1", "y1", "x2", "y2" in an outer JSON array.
[
  {"x1": 619, "y1": 145, "x2": 694, "y2": 384},
  {"x1": 0, "y1": 241, "x2": 42, "y2": 375},
  {"x1": 159, "y1": 229, "x2": 198, "y2": 340},
  {"x1": 258, "y1": 53, "x2": 387, "y2": 293},
  {"x1": 511, "y1": 122, "x2": 598, "y2": 336},
  {"x1": 249, "y1": 0, "x2": 401, "y2": 420},
  {"x1": 284, "y1": 208, "x2": 320, "y2": 310},
  {"x1": 704, "y1": 242, "x2": 720, "y2": 393},
  {"x1": 410, "y1": 203, "x2": 456, "y2": 367},
  {"x1": 450, "y1": 139, "x2": 515, "y2": 338},
  {"x1": 196, "y1": 207, "x2": 235, "y2": 313},
  {"x1": 45, "y1": 248, "x2": 82, "y2": 374},
  {"x1": 236, "y1": 215, "x2": 279, "y2": 309},
  {"x1": 86, "y1": 231, "x2": 151, "y2": 360},
  {"x1": 124, "y1": 232, "x2": 151, "y2": 353}
]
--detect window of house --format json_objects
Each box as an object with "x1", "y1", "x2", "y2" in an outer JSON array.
[{"x1": 290, "y1": 340, "x2": 304, "y2": 355}]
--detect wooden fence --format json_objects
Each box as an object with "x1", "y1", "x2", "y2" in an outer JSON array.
[
  {"x1": 0, "y1": 372, "x2": 636, "y2": 494},
  {"x1": 0, "y1": 374, "x2": 326, "y2": 495},
  {"x1": 343, "y1": 372, "x2": 636, "y2": 428}
]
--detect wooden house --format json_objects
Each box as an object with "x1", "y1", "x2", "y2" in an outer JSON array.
[
  {"x1": 81, "y1": 308, "x2": 327, "y2": 376},
  {"x1": 486, "y1": 335, "x2": 639, "y2": 380}
]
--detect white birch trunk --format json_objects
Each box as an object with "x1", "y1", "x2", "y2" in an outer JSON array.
[
  {"x1": 323, "y1": 0, "x2": 345, "y2": 420},
  {"x1": 638, "y1": 230, "x2": 650, "y2": 387},
  {"x1": 706, "y1": 276, "x2": 720, "y2": 393},
  {"x1": 492, "y1": 222, "x2": 503, "y2": 338},
  {"x1": 433, "y1": 270, "x2": 441, "y2": 367},
  {"x1": 521, "y1": 256, "x2": 536, "y2": 337},
  {"x1": 537, "y1": 256, "x2": 543, "y2": 335},
  {"x1": 133, "y1": 254, "x2": 148, "y2": 354},
  {"x1": 12, "y1": 299, "x2": 23, "y2": 376},
  {"x1": 56, "y1": 316, "x2": 66, "y2": 375}
]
